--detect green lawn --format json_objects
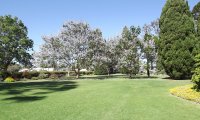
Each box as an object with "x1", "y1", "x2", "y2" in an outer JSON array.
[{"x1": 0, "y1": 77, "x2": 200, "y2": 120}]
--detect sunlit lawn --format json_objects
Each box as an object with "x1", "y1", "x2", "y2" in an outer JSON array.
[{"x1": 0, "y1": 76, "x2": 200, "y2": 120}]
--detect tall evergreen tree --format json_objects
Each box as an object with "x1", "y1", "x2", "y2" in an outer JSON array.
[
  {"x1": 159, "y1": 0, "x2": 196, "y2": 79},
  {"x1": 192, "y1": 2, "x2": 200, "y2": 36}
]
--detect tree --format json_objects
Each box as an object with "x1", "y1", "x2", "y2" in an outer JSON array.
[
  {"x1": 141, "y1": 24, "x2": 157, "y2": 77},
  {"x1": 104, "y1": 37, "x2": 119, "y2": 75},
  {"x1": 7, "y1": 64, "x2": 21, "y2": 75},
  {"x1": 0, "y1": 15, "x2": 33, "y2": 72},
  {"x1": 87, "y1": 29, "x2": 105, "y2": 71},
  {"x1": 117, "y1": 26, "x2": 141, "y2": 78},
  {"x1": 192, "y1": 54, "x2": 200, "y2": 90},
  {"x1": 59, "y1": 21, "x2": 98, "y2": 78},
  {"x1": 192, "y1": 2, "x2": 200, "y2": 36},
  {"x1": 32, "y1": 36, "x2": 62, "y2": 70},
  {"x1": 159, "y1": 0, "x2": 197, "y2": 79},
  {"x1": 150, "y1": 19, "x2": 164, "y2": 73}
]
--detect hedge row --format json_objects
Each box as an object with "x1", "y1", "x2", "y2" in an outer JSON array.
[{"x1": 1, "y1": 71, "x2": 93, "y2": 81}]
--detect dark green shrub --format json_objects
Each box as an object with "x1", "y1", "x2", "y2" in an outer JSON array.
[
  {"x1": 94, "y1": 65, "x2": 108, "y2": 75},
  {"x1": 192, "y1": 54, "x2": 200, "y2": 90},
  {"x1": 0, "y1": 71, "x2": 9, "y2": 79},
  {"x1": 12, "y1": 72, "x2": 23, "y2": 81},
  {"x1": 119, "y1": 66, "x2": 129, "y2": 74},
  {"x1": 29, "y1": 71, "x2": 40, "y2": 77}
]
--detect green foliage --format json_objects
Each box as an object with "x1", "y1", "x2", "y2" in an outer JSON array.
[
  {"x1": 29, "y1": 71, "x2": 40, "y2": 77},
  {"x1": 94, "y1": 65, "x2": 108, "y2": 75},
  {"x1": 31, "y1": 77, "x2": 39, "y2": 80},
  {"x1": 38, "y1": 73, "x2": 49, "y2": 79},
  {"x1": 7, "y1": 64, "x2": 21, "y2": 75},
  {"x1": 4, "y1": 77, "x2": 15, "y2": 82},
  {"x1": 0, "y1": 15, "x2": 33, "y2": 72},
  {"x1": 192, "y1": 2, "x2": 200, "y2": 48},
  {"x1": 0, "y1": 71, "x2": 9, "y2": 79},
  {"x1": 80, "y1": 71, "x2": 93, "y2": 75},
  {"x1": 192, "y1": 54, "x2": 200, "y2": 90},
  {"x1": 159, "y1": 0, "x2": 197, "y2": 79},
  {"x1": 119, "y1": 66, "x2": 129, "y2": 74},
  {"x1": 117, "y1": 26, "x2": 141, "y2": 78},
  {"x1": 192, "y1": 2, "x2": 200, "y2": 21},
  {"x1": 49, "y1": 73, "x2": 59, "y2": 79},
  {"x1": 2, "y1": 71, "x2": 94, "y2": 80}
]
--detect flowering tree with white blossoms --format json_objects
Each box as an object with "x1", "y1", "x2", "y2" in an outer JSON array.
[
  {"x1": 32, "y1": 21, "x2": 103, "y2": 78},
  {"x1": 117, "y1": 26, "x2": 141, "y2": 78},
  {"x1": 87, "y1": 29, "x2": 105, "y2": 70},
  {"x1": 58, "y1": 21, "x2": 90, "y2": 78},
  {"x1": 141, "y1": 20, "x2": 159, "y2": 77},
  {"x1": 59, "y1": 21, "x2": 102, "y2": 78},
  {"x1": 103, "y1": 37, "x2": 120, "y2": 75},
  {"x1": 32, "y1": 35, "x2": 62, "y2": 70}
]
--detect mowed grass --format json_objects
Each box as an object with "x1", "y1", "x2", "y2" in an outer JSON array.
[{"x1": 0, "y1": 77, "x2": 200, "y2": 120}]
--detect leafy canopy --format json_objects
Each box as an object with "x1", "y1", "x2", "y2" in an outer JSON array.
[{"x1": 0, "y1": 15, "x2": 33, "y2": 71}]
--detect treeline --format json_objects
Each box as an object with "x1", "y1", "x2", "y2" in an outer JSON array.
[
  {"x1": 32, "y1": 20, "x2": 160, "y2": 78},
  {"x1": 0, "y1": 0, "x2": 200, "y2": 81}
]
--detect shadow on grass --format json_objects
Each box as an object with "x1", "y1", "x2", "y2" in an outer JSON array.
[
  {"x1": 130, "y1": 76, "x2": 158, "y2": 79},
  {"x1": 162, "y1": 77, "x2": 190, "y2": 80},
  {"x1": 79, "y1": 74, "x2": 126, "y2": 80},
  {"x1": 79, "y1": 74, "x2": 158, "y2": 80},
  {"x1": 0, "y1": 81, "x2": 77, "y2": 102},
  {"x1": 3, "y1": 96, "x2": 46, "y2": 102}
]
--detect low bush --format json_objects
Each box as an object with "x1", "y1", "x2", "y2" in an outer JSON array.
[
  {"x1": 119, "y1": 66, "x2": 129, "y2": 74},
  {"x1": 94, "y1": 65, "x2": 108, "y2": 75},
  {"x1": 7, "y1": 64, "x2": 21, "y2": 75},
  {"x1": 31, "y1": 77, "x2": 39, "y2": 80},
  {"x1": 12, "y1": 72, "x2": 23, "y2": 81},
  {"x1": 0, "y1": 71, "x2": 8, "y2": 79},
  {"x1": 22, "y1": 71, "x2": 31, "y2": 79},
  {"x1": 49, "y1": 73, "x2": 59, "y2": 79},
  {"x1": 6, "y1": 70, "x2": 93, "y2": 80},
  {"x1": 80, "y1": 71, "x2": 93, "y2": 75},
  {"x1": 38, "y1": 73, "x2": 49, "y2": 79},
  {"x1": 4, "y1": 77, "x2": 15, "y2": 82},
  {"x1": 29, "y1": 71, "x2": 40, "y2": 77},
  {"x1": 192, "y1": 54, "x2": 200, "y2": 90},
  {"x1": 170, "y1": 84, "x2": 200, "y2": 103}
]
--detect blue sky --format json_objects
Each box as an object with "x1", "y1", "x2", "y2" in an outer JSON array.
[{"x1": 0, "y1": 0, "x2": 199, "y2": 51}]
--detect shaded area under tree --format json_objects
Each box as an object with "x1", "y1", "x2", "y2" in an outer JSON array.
[{"x1": 0, "y1": 81, "x2": 77, "y2": 102}]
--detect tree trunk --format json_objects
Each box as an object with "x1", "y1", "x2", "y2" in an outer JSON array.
[
  {"x1": 107, "y1": 68, "x2": 110, "y2": 76},
  {"x1": 1, "y1": 65, "x2": 9, "y2": 79},
  {"x1": 151, "y1": 61, "x2": 154, "y2": 70},
  {"x1": 67, "y1": 71, "x2": 70, "y2": 77},
  {"x1": 76, "y1": 69, "x2": 80, "y2": 79},
  {"x1": 147, "y1": 60, "x2": 150, "y2": 78},
  {"x1": 147, "y1": 69, "x2": 150, "y2": 78},
  {"x1": 129, "y1": 73, "x2": 132, "y2": 78}
]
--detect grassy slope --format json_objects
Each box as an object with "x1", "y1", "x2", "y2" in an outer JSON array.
[{"x1": 0, "y1": 78, "x2": 200, "y2": 120}]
